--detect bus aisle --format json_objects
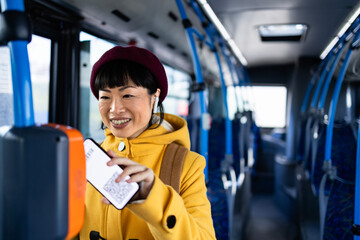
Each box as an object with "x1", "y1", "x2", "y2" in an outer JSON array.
[{"x1": 241, "y1": 193, "x2": 298, "y2": 240}]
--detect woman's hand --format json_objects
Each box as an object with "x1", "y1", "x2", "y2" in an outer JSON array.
[{"x1": 101, "y1": 149, "x2": 155, "y2": 205}]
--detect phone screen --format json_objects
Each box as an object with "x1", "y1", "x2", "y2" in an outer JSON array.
[{"x1": 84, "y1": 138, "x2": 139, "y2": 209}]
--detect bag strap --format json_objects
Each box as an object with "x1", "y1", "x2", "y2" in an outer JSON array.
[{"x1": 159, "y1": 142, "x2": 188, "y2": 194}]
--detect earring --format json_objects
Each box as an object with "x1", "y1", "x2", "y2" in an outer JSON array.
[{"x1": 153, "y1": 96, "x2": 159, "y2": 114}]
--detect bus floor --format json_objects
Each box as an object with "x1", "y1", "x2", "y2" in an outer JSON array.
[{"x1": 232, "y1": 193, "x2": 299, "y2": 240}]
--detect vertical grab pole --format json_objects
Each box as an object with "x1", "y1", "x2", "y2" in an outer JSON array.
[
  {"x1": 324, "y1": 26, "x2": 360, "y2": 165},
  {"x1": 217, "y1": 38, "x2": 246, "y2": 170},
  {"x1": 325, "y1": 20, "x2": 360, "y2": 240},
  {"x1": 188, "y1": 0, "x2": 233, "y2": 170},
  {"x1": 194, "y1": 0, "x2": 234, "y2": 228},
  {"x1": 319, "y1": 20, "x2": 360, "y2": 240},
  {"x1": 174, "y1": 0, "x2": 209, "y2": 180},
  {"x1": 228, "y1": 55, "x2": 243, "y2": 113},
  {"x1": 210, "y1": 33, "x2": 235, "y2": 240},
  {"x1": 1, "y1": 0, "x2": 34, "y2": 127},
  {"x1": 189, "y1": 1, "x2": 239, "y2": 238}
]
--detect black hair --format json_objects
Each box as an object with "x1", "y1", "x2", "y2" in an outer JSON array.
[{"x1": 93, "y1": 60, "x2": 164, "y2": 129}]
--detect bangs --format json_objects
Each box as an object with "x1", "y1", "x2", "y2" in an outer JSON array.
[{"x1": 94, "y1": 60, "x2": 158, "y2": 94}]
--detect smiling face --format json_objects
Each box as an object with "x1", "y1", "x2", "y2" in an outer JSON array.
[
  {"x1": 98, "y1": 80, "x2": 159, "y2": 139},
  {"x1": 93, "y1": 60, "x2": 162, "y2": 138}
]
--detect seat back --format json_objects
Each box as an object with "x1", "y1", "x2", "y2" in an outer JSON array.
[{"x1": 322, "y1": 123, "x2": 356, "y2": 239}]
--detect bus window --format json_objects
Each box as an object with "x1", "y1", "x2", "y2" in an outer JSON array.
[
  {"x1": 163, "y1": 65, "x2": 190, "y2": 117},
  {"x1": 227, "y1": 86, "x2": 245, "y2": 119},
  {"x1": 0, "y1": 35, "x2": 51, "y2": 127},
  {"x1": 0, "y1": 47, "x2": 13, "y2": 127},
  {"x1": 28, "y1": 35, "x2": 51, "y2": 125},
  {"x1": 252, "y1": 86, "x2": 287, "y2": 128},
  {"x1": 79, "y1": 32, "x2": 116, "y2": 142}
]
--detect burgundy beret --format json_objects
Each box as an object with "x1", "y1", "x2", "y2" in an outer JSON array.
[{"x1": 90, "y1": 46, "x2": 168, "y2": 103}]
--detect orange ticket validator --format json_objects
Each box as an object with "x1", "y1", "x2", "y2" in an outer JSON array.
[{"x1": 46, "y1": 124, "x2": 86, "y2": 239}]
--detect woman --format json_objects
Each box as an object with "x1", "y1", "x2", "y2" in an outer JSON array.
[{"x1": 79, "y1": 46, "x2": 216, "y2": 239}]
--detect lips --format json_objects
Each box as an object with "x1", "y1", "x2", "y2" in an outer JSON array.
[
  {"x1": 110, "y1": 118, "x2": 131, "y2": 128},
  {"x1": 111, "y1": 119, "x2": 130, "y2": 125}
]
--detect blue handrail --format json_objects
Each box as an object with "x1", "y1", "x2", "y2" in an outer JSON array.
[
  {"x1": 227, "y1": 55, "x2": 242, "y2": 113},
  {"x1": 317, "y1": 38, "x2": 348, "y2": 111},
  {"x1": 325, "y1": 23, "x2": 360, "y2": 163},
  {"x1": 189, "y1": 0, "x2": 236, "y2": 161},
  {"x1": 309, "y1": 52, "x2": 334, "y2": 110},
  {"x1": 216, "y1": 42, "x2": 233, "y2": 157},
  {"x1": 1, "y1": 0, "x2": 34, "y2": 127},
  {"x1": 1, "y1": 0, "x2": 24, "y2": 11},
  {"x1": 300, "y1": 59, "x2": 326, "y2": 115},
  {"x1": 174, "y1": 0, "x2": 209, "y2": 180},
  {"x1": 188, "y1": 2, "x2": 241, "y2": 238},
  {"x1": 218, "y1": 39, "x2": 241, "y2": 113}
]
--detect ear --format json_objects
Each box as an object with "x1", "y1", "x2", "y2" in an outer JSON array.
[
  {"x1": 155, "y1": 88, "x2": 161, "y2": 98},
  {"x1": 152, "y1": 88, "x2": 161, "y2": 114}
]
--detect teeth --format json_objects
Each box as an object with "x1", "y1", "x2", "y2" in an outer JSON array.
[{"x1": 111, "y1": 119, "x2": 130, "y2": 125}]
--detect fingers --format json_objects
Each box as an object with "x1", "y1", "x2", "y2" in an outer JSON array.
[
  {"x1": 106, "y1": 151, "x2": 150, "y2": 181},
  {"x1": 107, "y1": 150, "x2": 138, "y2": 166},
  {"x1": 116, "y1": 164, "x2": 153, "y2": 183},
  {"x1": 128, "y1": 167, "x2": 154, "y2": 183},
  {"x1": 107, "y1": 149, "x2": 118, "y2": 158},
  {"x1": 103, "y1": 150, "x2": 155, "y2": 201}
]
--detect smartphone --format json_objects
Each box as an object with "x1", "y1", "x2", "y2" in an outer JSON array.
[{"x1": 84, "y1": 138, "x2": 139, "y2": 209}]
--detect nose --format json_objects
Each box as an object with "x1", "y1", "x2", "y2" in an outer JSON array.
[{"x1": 110, "y1": 97, "x2": 125, "y2": 114}]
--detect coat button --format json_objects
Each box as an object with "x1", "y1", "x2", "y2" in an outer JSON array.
[
  {"x1": 118, "y1": 141, "x2": 126, "y2": 151},
  {"x1": 166, "y1": 215, "x2": 176, "y2": 229}
]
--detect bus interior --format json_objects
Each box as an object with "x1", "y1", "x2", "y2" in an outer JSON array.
[{"x1": 1, "y1": 0, "x2": 360, "y2": 239}]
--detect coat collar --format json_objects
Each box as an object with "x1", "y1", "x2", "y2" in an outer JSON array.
[{"x1": 102, "y1": 113, "x2": 191, "y2": 158}]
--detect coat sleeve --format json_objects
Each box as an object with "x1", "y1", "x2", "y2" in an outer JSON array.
[{"x1": 126, "y1": 152, "x2": 216, "y2": 240}]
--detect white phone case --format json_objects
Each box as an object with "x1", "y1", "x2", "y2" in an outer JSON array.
[{"x1": 84, "y1": 138, "x2": 139, "y2": 209}]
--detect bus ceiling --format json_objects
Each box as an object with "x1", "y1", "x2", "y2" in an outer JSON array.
[{"x1": 25, "y1": 0, "x2": 360, "y2": 79}]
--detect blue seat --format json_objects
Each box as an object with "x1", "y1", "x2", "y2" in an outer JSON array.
[
  {"x1": 187, "y1": 118, "x2": 201, "y2": 153},
  {"x1": 232, "y1": 118, "x2": 242, "y2": 176},
  {"x1": 189, "y1": 117, "x2": 247, "y2": 239},
  {"x1": 312, "y1": 122, "x2": 356, "y2": 195},
  {"x1": 324, "y1": 180, "x2": 354, "y2": 240},
  {"x1": 207, "y1": 170, "x2": 229, "y2": 240},
  {"x1": 252, "y1": 121, "x2": 261, "y2": 169},
  {"x1": 322, "y1": 123, "x2": 356, "y2": 240},
  {"x1": 208, "y1": 118, "x2": 229, "y2": 240}
]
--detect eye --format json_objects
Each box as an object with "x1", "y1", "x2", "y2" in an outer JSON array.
[
  {"x1": 123, "y1": 94, "x2": 134, "y2": 98},
  {"x1": 99, "y1": 95, "x2": 110, "y2": 100}
]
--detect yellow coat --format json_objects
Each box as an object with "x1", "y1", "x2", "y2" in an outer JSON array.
[{"x1": 80, "y1": 113, "x2": 216, "y2": 239}]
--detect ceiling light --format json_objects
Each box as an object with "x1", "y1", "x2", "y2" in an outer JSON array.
[{"x1": 258, "y1": 24, "x2": 308, "y2": 41}]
